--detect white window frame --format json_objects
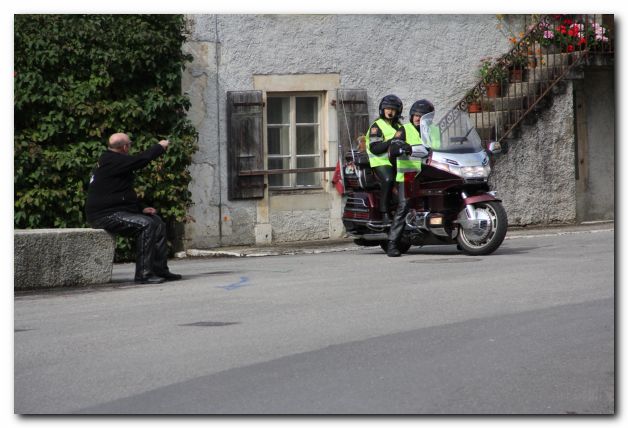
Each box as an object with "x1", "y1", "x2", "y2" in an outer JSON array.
[{"x1": 266, "y1": 92, "x2": 323, "y2": 189}]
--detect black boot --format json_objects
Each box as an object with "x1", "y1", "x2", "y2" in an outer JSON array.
[
  {"x1": 387, "y1": 240, "x2": 401, "y2": 257},
  {"x1": 157, "y1": 271, "x2": 182, "y2": 281},
  {"x1": 135, "y1": 274, "x2": 166, "y2": 284}
]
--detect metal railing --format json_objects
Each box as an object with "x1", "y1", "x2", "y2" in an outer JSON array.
[{"x1": 441, "y1": 14, "x2": 614, "y2": 145}]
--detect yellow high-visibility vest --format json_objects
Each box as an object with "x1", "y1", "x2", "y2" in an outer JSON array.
[
  {"x1": 365, "y1": 118, "x2": 397, "y2": 168},
  {"x1": 395, "y1": 123, "x2": 423, "y2": 182}
]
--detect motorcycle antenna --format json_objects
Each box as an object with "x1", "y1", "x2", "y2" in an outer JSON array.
[{"x1": 338, "y1": 89, "x2": 351, "y2": 190}]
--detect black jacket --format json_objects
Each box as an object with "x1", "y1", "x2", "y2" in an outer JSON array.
[{"x1": 85, "y1": 144, "x2": 165, "y2": 222}]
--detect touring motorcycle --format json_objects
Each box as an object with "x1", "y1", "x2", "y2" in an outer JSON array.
[{"x1": 341, "y1": 110, "x2": 507, "y2": 255}]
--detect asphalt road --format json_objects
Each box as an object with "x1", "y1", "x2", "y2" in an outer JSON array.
[{"x1": 14, "y1": 228, "x2": 614, "y2": 414}]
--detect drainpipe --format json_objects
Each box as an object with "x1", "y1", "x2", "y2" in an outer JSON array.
[{"x1": 214, "y1": 14, "x2": 223, "y2": 245}]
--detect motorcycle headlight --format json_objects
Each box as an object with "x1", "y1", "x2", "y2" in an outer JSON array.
[
  {"x1": 429, "y1": 160, "x2": 452, "y2": 173},
  {"x1": 459, "y1": 165, "x2": 491, "y2": 179},
  {"x1": 429, "y1": 161, "x2": 490, "y2": 179}
]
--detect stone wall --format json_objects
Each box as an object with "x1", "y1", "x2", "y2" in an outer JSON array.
[
  {"x1": 183, "y1": 14, "x2": 586, "y2": 248},
  {"x1": 490, "y1": 85, "x2": 577, "y2": 225}
]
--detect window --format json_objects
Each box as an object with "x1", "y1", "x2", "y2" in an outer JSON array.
[{"x1": 267, "y1": 93, "x2": 322, "y2": 189}]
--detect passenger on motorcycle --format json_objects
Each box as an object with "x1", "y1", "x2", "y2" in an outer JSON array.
[
  {"x1": 386, "y1": 99, "x2": 435, "y2": 257},
  {"x1": 365, "y1": 94, "x2": 403, "y2": 225}
]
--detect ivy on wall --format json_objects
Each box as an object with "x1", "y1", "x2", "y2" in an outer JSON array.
[{"x1": 14, "y1": 14, "x2": 198, "y2": 259}]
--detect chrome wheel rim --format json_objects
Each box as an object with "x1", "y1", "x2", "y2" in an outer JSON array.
[{"x1": 460, "y1": 204, "x2": 498, "y2": 248}]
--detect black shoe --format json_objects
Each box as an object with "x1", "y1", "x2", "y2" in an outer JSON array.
[
  {"x1": 387, "y1": 241, "x2": 401, "y2": 257},
  {"x1": 135, "y1": 275, "x2": 166, "y2": 284},
  {"x1": 158, "y1": 271, "x2": 182, "y2": 281}
]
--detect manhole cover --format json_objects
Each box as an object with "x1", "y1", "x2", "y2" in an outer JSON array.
[
  {"x1": 409, "y1": 258, "x2": 482, "y2": 264},
  {"x1": 179, "y1": 321, "x2": 239, "y2": 327}
]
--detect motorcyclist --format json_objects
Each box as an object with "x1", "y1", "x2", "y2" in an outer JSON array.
[
  {"x1": 386, "y1": 99, "x2": 435, "y2": 257},
  {"x1": 365, "y1": 94, "x2": 403, "y2": 225}
]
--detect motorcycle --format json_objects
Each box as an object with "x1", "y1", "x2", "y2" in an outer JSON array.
[{"x1": 341, "y1": 110, "x2": 507, "y2": 256}]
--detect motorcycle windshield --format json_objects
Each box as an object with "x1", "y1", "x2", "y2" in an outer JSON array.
[{"x1": 419, "y1": 111, "x2": 484, "y2": 154}]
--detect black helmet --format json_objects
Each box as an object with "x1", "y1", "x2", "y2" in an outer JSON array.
[
  {"x1": 409, "y1": 99, "x2": 435, "y2": 117},
  {"x1": 378, "y1": 94, "x2": 403, "y2": 119}
]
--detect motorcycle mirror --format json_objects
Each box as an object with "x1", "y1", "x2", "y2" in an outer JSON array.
[
  {"x1": 488, "y1": 141, "x2": 502, "y2": 154},
  {"x1": 411, "y1": 145, "x2": 430, "y2": 158}
]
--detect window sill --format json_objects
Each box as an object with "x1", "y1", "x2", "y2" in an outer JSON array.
[{"x1": 269, "y1": 187, "x2": 325, "y2": 196}]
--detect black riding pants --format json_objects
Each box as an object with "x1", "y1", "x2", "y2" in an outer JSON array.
[
  {"x1": 90, "y1": 212, "x2": 170, "y2": 280},
  {"x1": 373, "y1": 165, "x2": 395, "y2": 214},
  {"x1": 388, "y1": 181, "x2": 410, "y2": 244}
]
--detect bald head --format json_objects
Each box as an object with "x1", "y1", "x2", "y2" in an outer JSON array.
[{"x1": 108, "y1": 133, "x2": 131, "y2": 150}]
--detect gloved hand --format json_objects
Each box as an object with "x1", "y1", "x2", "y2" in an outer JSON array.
[{"x1": 389, "y1": 140, "x2": 411, "y2": 157}]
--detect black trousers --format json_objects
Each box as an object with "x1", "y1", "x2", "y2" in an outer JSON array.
[
  {"x1": 90, "y1": 212, "x2": 170, "y2": 280},
  {"x1": 388, "y1": 181, "x2": 410, "y2": 244},
  {"x1": 372, "y1": 165, "x2": 395, "y2": 214}
]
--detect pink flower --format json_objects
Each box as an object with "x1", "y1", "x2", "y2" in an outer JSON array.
[
  {"x1": 543, "y1": 30, "x2": 555, "y2": 39},
  {"x1": 571, "y1": 23, "x2": 584, "y2": 37}
]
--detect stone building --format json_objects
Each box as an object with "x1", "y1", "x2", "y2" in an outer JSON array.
[{"x1": 181, "y1": 14, "x2": 614, "y2": 249}]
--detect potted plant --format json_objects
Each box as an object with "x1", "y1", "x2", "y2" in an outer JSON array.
[
  {"x1": 495, "y1": 15, "x2": 533, "y2": 79},
  {"x1": 527, "y1": 45, "x2": 539, "y2": 68},
  {"x1": 465, "y1": 90, "x2": 482, "y2": 113},
  {"x1": 507, "y1": 49, "x2": 529, "y2": 82},
  {"x1": 478, "y1": 57, "x2": 508, "y2": 97},
  {"x1": 467, "y1": 99, "x2": 482, "y2": 113},
  {"x1": 534, "y1": 15, "x2": 610, "y2": 54}
]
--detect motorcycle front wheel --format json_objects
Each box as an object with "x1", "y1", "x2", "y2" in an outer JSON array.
[{"x1": 457, "y1": 201, "x2": 508, "y2": 256}]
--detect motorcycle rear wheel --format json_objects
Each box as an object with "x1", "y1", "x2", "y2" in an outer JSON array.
[{"x1": 457, "y1": 201, "x2": 508, "y2": 256}]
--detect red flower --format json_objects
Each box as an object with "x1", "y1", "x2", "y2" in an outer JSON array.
[
  {"x1": 568, "y1": 27, "x2": 579, "y2": 37},
  {"x1": 553, "y1": 14, "x2": 563, "y2": 20},
  {"x1": 577, "y1": 37, "x2": 587, "y2": 46},
  {"x1": 563, "y1": 18, "x2": 573, "y2": 25},
  {"x1": 566, "y1": 44, "x2": 575, "y2": 52},
  {"x1": 558, "y1": 25, "x2": 567, "y2": 34}
]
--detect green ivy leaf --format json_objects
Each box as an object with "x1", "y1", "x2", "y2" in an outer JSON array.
[{"x1": 15, "y1": 14, "x2": 198, "y2": 260}]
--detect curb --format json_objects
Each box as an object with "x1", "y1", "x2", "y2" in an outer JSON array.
[{"x1": 175, "y1": 221, "x2": 614, "y2": 259}]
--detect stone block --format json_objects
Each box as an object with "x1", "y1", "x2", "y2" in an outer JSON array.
[{"x1": 14, "y1": 229, "x2": 115, "y2": 289}]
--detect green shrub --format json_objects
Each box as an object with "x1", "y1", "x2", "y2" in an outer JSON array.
[{"x1": 14, "y1": 14, "x2": 198, "y2": 260}]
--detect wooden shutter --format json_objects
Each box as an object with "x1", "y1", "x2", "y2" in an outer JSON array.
[
  {"x1": 227, "y1": 91, "x2": 265, "y2": 200},
  {"x1": 336, "y1": 89, "x2": 369, "y2": 156}
]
